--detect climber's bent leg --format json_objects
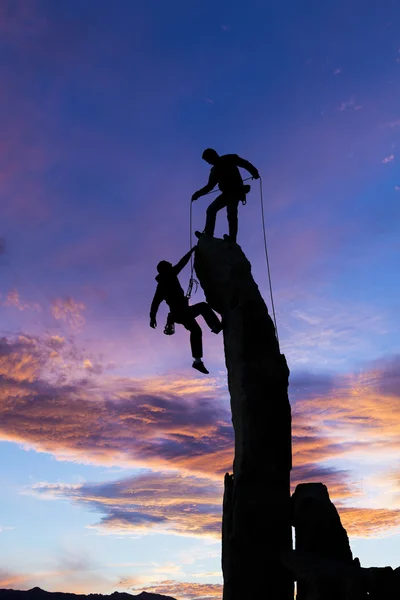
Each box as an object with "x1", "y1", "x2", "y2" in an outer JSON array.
[
  {"x1": 183, "y1": 318, "x2": 203, "y2": 359},
  {"x1": 189, "y1": 302, "x2": 222, "y2": 334},
  {"x1": 177, "y1": 315, "x2": 209, "y2": 375},
  {"x1": 204, "y1": 194, "x2": 228, "y2": 237},
  {"x1": 175, "y1": 310, "x2": 203, "y2": 358},
  {"x1": 226, "y1": 200, "x2": 240, "y2": 243}
]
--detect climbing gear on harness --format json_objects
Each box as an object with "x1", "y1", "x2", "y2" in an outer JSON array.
[
  {"x1": 241, "y1": 183, "x2": 251, "y2": 205},
  {"x1": 163, "y1": 321, "x2": 175, "y2": 335},
  {"x1": 163, "y1": 312, "x2": 175, "y2": 335},
  {"x1": 186, "y1": 275, "x2": 198, "y2": 299},
  {"x1": 164, "y1": 322, "x2": 175, "y2": 335}
]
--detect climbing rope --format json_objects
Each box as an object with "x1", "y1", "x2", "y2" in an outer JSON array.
[
  {"x1": 259, "y1": 177, "x2": 279, "y2": 344},
  {"x1": 186, "y1": 198, "x2": 198, "y2": 299}
]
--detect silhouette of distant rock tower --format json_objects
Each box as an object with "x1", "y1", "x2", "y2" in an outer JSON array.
[{"x1": 195, "y1": 236, "x2": 293, "y2": 600}]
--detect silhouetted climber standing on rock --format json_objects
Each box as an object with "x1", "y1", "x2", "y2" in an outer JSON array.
[
  {"x1": 150, "y1": 247, "x2": 222, "y2": 374},
  {"x1": 191, "y1": 149, "x2": 260, "y2": 243}
]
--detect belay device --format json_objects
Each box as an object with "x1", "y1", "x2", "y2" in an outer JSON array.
[{"x1": 163, "y1": 313, "x2": 175, "y2": 336}]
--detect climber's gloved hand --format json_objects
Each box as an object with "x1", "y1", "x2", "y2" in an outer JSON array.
[
  {"x1": 252, "y1": 172, "x2": 260, "y2": 180},
  {"x1": 150, "y1": 317, "x2": 157, "y2": 329},
  {"x1": 191, "y1": 191, "x2": 201, "y2": 202}
]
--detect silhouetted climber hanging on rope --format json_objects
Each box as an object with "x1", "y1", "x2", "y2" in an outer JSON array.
[
  {"x1": 191, "y1": 149, "x2": 260, "y2": 243},
  {"x1": 150, "y1": 247, "x2": 222, "y2": 374}
]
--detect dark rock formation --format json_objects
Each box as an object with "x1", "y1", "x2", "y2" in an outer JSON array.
[
  {"x1": 281, "y1": 551, "x2": 367, "y2": 599},
  {"x1": 280, "y1": 552, "x2": 400, "y2": 599},
  {"x1": 0, "y1": 589, "x2": 175, "y2": 600},
  {"x1": 194, "y1": 236, "x2": 293, "y2": 600},
  {"x1": 281, "y1": 483, "x2": 400, "y2": 599},
  {"x1": 290, "y1": 483, "x2": 354, "y2": 599},
  {"x1": 364, "y1": 566, "x2": 400, "y2": 599},
  {"x1": 292, "y1": 483, "x2": 353, "y2": 563}
]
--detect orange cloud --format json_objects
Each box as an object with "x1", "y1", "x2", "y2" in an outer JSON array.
[
  {"x1": 0, "y1": 336, "x2": 44, "y2": 382},
  {"x1": 2, "y1": 336, "x2": 400, "y2": 538},
  {"x1": 0, "y1": 337, "x2": 233, "y2": 475},
  {"x1": 138, "y1": 580, "x2": 222, "y2": 600},
  {"x1": 0, "y1": 567, "x2": 113, "y2": 595},
  {"x1": 50, "y1": 297, "x2": 86, "y2": 331},
  {"x1": 292, "y1": 369, "x2": 400, "y2": 459},
  {"x1": 339, "y1": 507, "x2": 400, "y2": 538},
  {"x1": 0, "y1": 569, "x2": 35, "y2": 589}
]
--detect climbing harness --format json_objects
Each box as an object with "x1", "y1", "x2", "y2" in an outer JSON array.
[
  {"x1": 259, "y1": 177, "x2": 279, "y2": 345},
  {"x1": 202, "y1": 176, "x2": 253, "y2": 206}
]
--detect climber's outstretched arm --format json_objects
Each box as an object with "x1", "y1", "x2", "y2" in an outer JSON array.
[
  {"x1": 173, "y1": 247, "x2": 196, "y2": 275},
  {"x1": 150, "y1": 286, "x2": 163, "y2": 327},
  {"x1": 235, "y1": 155, "x2": 260, "y2": 179},
  {"x1": 192, "y1": 170, "x2": 218, "y2": 201}
]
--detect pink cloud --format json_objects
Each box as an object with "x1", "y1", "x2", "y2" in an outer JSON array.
[
  {"x1": 382, "y1": 154, "x2": 394, "y2": 164},
  {"x1": 1, "y1": 289, "x2": 41, "y2": 311},
  {"x1": 31, "y1": 472, "x2": 222, "y2": 539},
  {"x1": 0, "y1": 336, "x2": 232, "y2": 475},
  {"x1": 28, "y1": 467, "x2": 400, "y2": 540},
  {"x1": 50, "y1": 297, "x2": 86, "y2": 331}
]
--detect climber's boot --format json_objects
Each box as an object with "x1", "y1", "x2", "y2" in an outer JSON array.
[
  {"x1": 223, "y1": 234, "x2": 236, "y2": 243},
  {"x1": 192, "y1": 359, "x2": 209, "y2": 374}
]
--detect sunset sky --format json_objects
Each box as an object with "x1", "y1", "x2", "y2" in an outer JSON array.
[{"x1": 1, "y1": 1, "x2": 400, "y2": 598}]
